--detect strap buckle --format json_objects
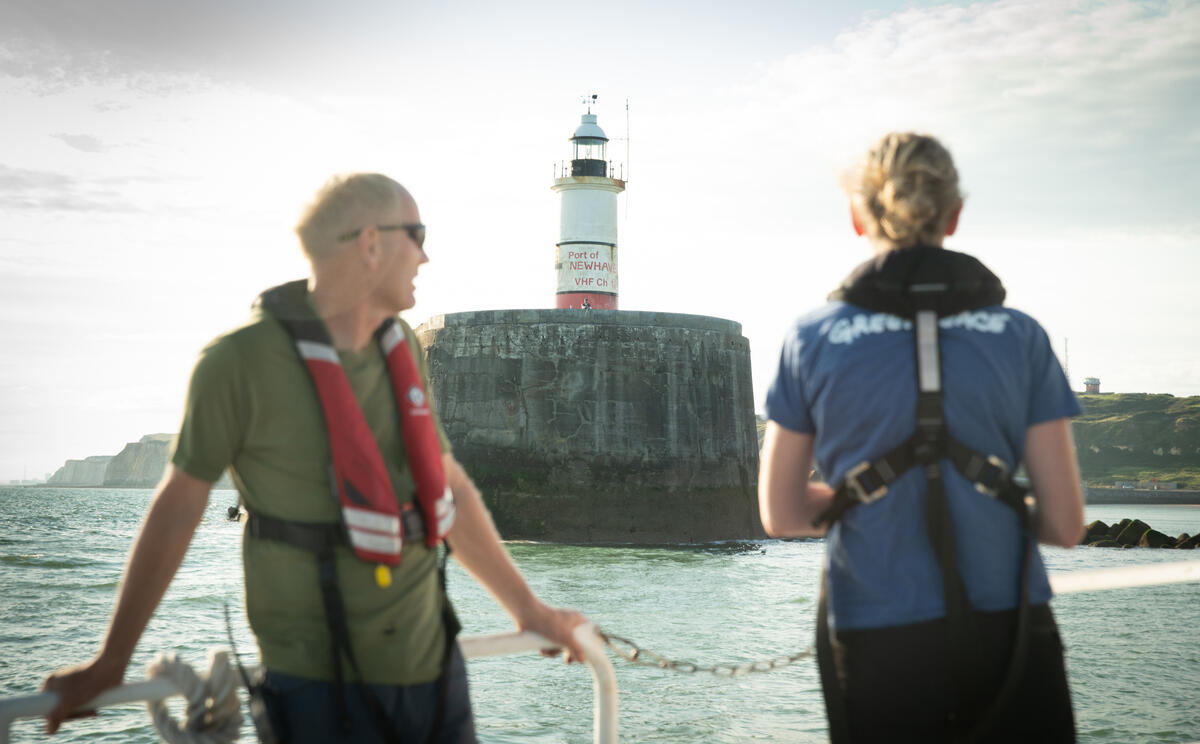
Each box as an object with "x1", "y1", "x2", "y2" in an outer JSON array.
[
  {"x1": 845, "y1": 461, "x2": 889, "y2": 504},
  {"x1": 967, "y1": 454, "x2": 1009, "y2": 498}
]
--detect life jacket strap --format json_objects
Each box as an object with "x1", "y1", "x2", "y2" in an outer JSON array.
[
  {"x1": 246, "y1": 507, "x2": 425, "y2": 552},
  {"x1": 813, "y1": 432, "x2": 1030, "y2": 528},
  {"x1": 246, "y1": 508, "x2": 448, "y2": 744}
]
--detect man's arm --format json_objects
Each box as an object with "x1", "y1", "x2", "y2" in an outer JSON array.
[
  {"x1": 41, "y1": 465, "x2": 212, "y2": 734},
  {"x1": 442, "y1": 453, "x2": 589, "y2": 662},
  {"x1": 757, "y1": 422, "x2": 834, "y2": 538},
  {"x1": 1024, "y1": 418, "x2": 1085, "y2": 547}
]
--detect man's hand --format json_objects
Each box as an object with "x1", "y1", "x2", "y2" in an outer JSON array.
[
  {"x1": 41, "y1": 655, "x2": 124, "y2": 734},
  {"x1": 516, "y1": 603, "x2": 591, "y2": 664},
  {"x1": 442, "y1": 454, "x2": 594, "y2": 663},
  {"x1": 41, "y1": 465, "x2": 211, "y2": 734}
]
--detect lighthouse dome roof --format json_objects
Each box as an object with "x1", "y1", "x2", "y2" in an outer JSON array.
[{"x1": 572, "y1": 113, "x2": 608, "y2": 141}]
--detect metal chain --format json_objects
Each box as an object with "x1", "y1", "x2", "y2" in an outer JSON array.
[{"x1": 599, "y1": 631, "x2": 815, "y2": 677}]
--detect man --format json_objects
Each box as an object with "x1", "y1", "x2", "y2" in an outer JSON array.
[{"x1": 42, "y1": 174, "x2": 589, "y2": 742}]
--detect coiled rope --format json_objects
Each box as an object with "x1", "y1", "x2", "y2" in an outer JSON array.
[{"x1": 145, "y1": 648, "x2": 242, "y2": 744}]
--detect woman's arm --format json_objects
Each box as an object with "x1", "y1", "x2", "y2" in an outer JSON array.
[
  {"x1": 758, "y1": 422, "x2": 835, "y2": 538},
  {"x1": 1023, "y1": 418, "x2": 1085, "y2": 547}
]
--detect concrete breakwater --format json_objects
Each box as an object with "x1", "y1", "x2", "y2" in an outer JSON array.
[
  {"x1": 1085, "y1": 487, "x2": 1200, "y2": 505},
  {"x1": 416, "y1": 309, "x2": 764, "y2": 543}
]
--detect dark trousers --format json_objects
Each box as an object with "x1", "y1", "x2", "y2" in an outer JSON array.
[
  {"x1": 825, "y1": 605, "x2": 1076, "y2": 743},
  {"x1": 260, "y1": 645, "x2": 476, "y2": 744}
]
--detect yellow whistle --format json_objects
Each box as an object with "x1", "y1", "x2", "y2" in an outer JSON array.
[{"x1": 375, "y1": 564, "x2": 392, "y2": 589}]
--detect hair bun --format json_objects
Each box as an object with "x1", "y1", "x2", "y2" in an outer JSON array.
[{"x1": 849, "y1": 134, "x2": 960, "y2": 247}]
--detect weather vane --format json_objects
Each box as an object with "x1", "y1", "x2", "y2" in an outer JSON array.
[{"x1": 581, "y1": 93, "x2": 598, "y2": 113}]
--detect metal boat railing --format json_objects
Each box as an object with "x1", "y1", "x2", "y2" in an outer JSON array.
[
  {"x1": 1, "y1": 561, "x2": 1197, "y2": 744},
  {"x1": 0, "y1": 624, "x2": 616, "y2": 744}
]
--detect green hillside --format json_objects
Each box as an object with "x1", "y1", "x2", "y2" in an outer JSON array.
[{"x1": 1074, "y1": 394, "x2": 1200, "y2": 489}]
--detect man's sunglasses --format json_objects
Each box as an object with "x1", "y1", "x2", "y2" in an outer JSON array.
[{"x1": 337, "y1": 223, "x2": 426, "y2": 250}]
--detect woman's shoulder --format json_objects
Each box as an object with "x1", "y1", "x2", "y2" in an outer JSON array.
[
  {"x1": 988, "y1": 305, "x2": 1053, "y2": 346},
  {"x1": 786, "y1": 301, "x2": 858, "y2": 335}
]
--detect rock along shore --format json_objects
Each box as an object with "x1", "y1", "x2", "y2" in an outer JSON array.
[{"x1": 1080, "y1": 518, "x2": 1200, "y2": 549}]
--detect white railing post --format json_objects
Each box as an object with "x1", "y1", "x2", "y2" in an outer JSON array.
[
  {"x1": 2, "y1": 625, "x2": 619, "y2": 744},
  {"x1": 1049, "y1": 559, "x2": 1200, "y2": 595},
  {"x1": 458, "y1": 624, "x2": 617, "y2": 744},
  {"x1": 577, "y1": 624, "x2": 618, "y2": 744},
  {"x1": 0, "y1": 677, "x2": 181, "y2": 744}
]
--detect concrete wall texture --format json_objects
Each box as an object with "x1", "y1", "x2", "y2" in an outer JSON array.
[{"x1": 416, "y1": 309, "x2": 763, "y2": 543}]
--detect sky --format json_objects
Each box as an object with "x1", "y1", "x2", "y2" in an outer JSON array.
[{"x1": 1, "y1": 0, "x2": 1197, "y2": 482}]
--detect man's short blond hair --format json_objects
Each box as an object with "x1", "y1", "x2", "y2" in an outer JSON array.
[{"x1": 295, "y1": 173, "x2": 404, "y2": 259}]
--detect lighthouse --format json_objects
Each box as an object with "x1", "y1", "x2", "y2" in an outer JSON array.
[
  {"x1": 414, "y1": 98, "x2": 763, "y2": 544},
  {"x1": 552, "y1": 102, "x2": 625, "y2": 310}
]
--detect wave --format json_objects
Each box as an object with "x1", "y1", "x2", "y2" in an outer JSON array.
[{"x1": 0, "y1": 554, "x2": 93, "y2": 569}]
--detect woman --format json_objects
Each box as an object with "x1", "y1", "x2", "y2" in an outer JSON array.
[{"x1": 759, "y1": 133, "x2": 1084, "y2": 743}]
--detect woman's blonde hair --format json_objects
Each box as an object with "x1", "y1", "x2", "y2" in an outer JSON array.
[
  {"x1": 295, "y1": 173, "x2": 404, "y2": 259},
  {"x1": 846, "y1": 133, "x2": 961, "y2": 248}
]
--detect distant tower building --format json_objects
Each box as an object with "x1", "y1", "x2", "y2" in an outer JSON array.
[
  {"x1": 1084, "y1": 377, "x2": 1100, "y2": 394},
  {"x1": 552, "y1": 99, "x2": 625, "y2": 310}
]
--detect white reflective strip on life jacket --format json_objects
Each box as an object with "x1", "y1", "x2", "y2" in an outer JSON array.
[
  {"x1": 296, "y1": 340, "x2": 340, "y2": 365},
  {"x1": 915, "y1": 310, "x2": 941, "y2": 393},
  {"x1": 437, "y1": 506, "x2": 456, "y2": 536},
  {"x1": 380, "y1": 323, "x2": 406, "y2": 356},
  {"x1": 342, "y1": 504, "x2": 401, "y2": 536},
  {"x1": 347, "y1": 526, "x2": 402, "y2": 556},
  {"x1": 436, "y1": 486, "x2": 456, "y2": 535},
  {"x1": 436, "y1": 487, "x2": 454, "y2": 517}
]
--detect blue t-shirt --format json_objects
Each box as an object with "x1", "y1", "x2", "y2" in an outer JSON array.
[{"x1": 765, "y1": 302, "x2": 1080, "y2": 631}]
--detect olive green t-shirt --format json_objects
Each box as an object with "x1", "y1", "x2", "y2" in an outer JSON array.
[{"x1": 171, "y1": 304, "x2": 451, "y2": 684}]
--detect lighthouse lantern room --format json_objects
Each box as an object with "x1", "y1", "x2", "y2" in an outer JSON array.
[{"x1": 553, "y1": 100, "x2": 625, "y2": 310}]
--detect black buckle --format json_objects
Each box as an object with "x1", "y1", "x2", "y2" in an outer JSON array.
[
  {"x1": 966, "y1": 454, "x2": 1009, "y2": 498},
  {"x1": 845, "y1": 461, "x2": 888, "y2": 504}
]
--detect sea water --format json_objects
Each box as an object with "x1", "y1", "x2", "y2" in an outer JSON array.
[{"x1": 1, "y1": 487, "x2": 1197, "y2": 743}]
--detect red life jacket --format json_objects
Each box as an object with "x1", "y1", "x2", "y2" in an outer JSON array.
[{"x1": 257, "y1": 280, "x2": 455, "y2": 565}]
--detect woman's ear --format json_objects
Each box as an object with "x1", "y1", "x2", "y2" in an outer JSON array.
[{"x1": 850, "y1": 204, "x2": 865, "y2": 236}]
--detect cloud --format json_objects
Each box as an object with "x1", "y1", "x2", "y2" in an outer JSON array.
[
  {"x1": 52, "y1": 133, "x2": 107, "y2": 153},
  {"x1": 0, "y1": 37, "x2": 198, "y2": 97},
  {"x1": 759, "y1": 0, "x2": 1199, "y2": 136},
  {"x1": 0, "y1": 164, "x2": 141, "y2": 213},
  {"x1": 0, "y1": 0, "x2": 382, "y2": 92},
  {"x1": 742, "y1": 0, "x2": 1200, "y2": 229}
]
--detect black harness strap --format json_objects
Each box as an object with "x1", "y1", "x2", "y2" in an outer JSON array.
[
  {"x1": 248, "y1": 511, "x2": 456, "y2": 744},
  {"x1": 247, "y1": 509, "x2": 425, "y2": 553},
  {"x1": 813, "y1": 246, "x2": 1035, "y2": 743},
  {"x1": 248, "y1": 281, "x2": 460, "y2": 743},
  {"x1": 815, "y1": 574, "x2": 852, "y2": 744},
  {"x1": 912, "y1": 301, "x2": 982, "y2": 738}
]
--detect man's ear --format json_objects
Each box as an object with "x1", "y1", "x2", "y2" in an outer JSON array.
[
  {"x1": 945, "y1": 201, "x2": 963, "y2": 237},
  {"x1": 850, "y1": 204, "x2": 865, "y2": 237},
  {"x1": 357, "y1": 227, "x2": 380, "y2": 267}
]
